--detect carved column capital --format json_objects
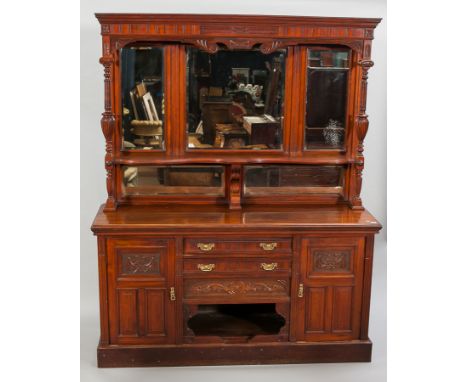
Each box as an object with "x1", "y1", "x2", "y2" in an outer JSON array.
[{"x1": 358, "y1": 59, "x2": 374, "y2": 69}]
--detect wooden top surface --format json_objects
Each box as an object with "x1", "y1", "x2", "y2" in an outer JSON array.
[
  {"x1": 95, "y1": 14, "x2": 382, "y2": 28},
  {"x1": 91, "y1": 204, "x2": 382, "y2": 233}
]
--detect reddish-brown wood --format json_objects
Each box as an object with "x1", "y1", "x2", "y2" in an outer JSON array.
[
  {"x1": 97, "y1": 341, "x2": 373, "y2": 367},
  {"x1": 92, "y1": 204, "x2": 381, "y2": 365},
  {"x1": 96, "y1": 13, "x2": 380, "y2": 209},
  {"x1": 295, "y1": 236, "x2": 365, "y2": 341},
  {"x1": 92, "y1": 204, "x2": 381, "y2": 232},
  {"x1": 106, "y1": 238, "x2": 177, "y2": 345},
  {"x1": 93, "y1": 13, "x2": 381, "y2": 367}
]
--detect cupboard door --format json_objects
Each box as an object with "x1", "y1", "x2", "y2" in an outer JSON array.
[
  {"x1": 107, "y1": 238, "x2": 176, "y2": 345},
  {"x1": 295, "y1": 237, "x2": 365, "y2": 341}
]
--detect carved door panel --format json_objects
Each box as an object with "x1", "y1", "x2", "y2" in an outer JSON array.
[
  {"x1": 107, "y1": 238, "x2": 176, "y2": 345},
  {"x1": 295, "y1": 237, "x2": 365, "y2": 341}
]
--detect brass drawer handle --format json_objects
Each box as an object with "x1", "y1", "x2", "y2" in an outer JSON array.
[
  {"x1": 260, "y1": 262, "x2": 278, "y2": 271},
  {"x1": 298, "y1": 283, "x2": 304, "y2": 298},
  {"x1": 259, "y1": 242, "x2": 278, "y2": 251},
  {"x1": 197, "y1": 243, "x2": 215, "y2": 252},
  {"x1": 197, "y1": 263, "x2": 215, "y2": 272}
]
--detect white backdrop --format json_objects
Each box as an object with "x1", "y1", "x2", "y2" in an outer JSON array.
[{"x1": 80, "y1": 1, "x2": 386, "y2": 381}]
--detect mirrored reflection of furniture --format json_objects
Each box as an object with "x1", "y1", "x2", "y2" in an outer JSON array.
[
  {"x1": 186, "y1": 48, "x2": 285, "y2": 149},
  {"x1": 93, "y1": 13, "x2": 382, "y2": 368},
  {"x1": 121, "y1": 46, "x2": 165, "y2": 150}
]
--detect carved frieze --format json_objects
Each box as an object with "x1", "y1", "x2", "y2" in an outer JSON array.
[
  {"x1": 121, "y1": 253, "x2": 160, "y2": 275},
  {"x1": 185, "y1": 279, "x2": 288, "y2": 297},
  {"x1": 313, "y1": 250, "x2": 351, "y2": 272},
  {"x1": 201, "y1": 24, "x2": 278, "y2": 36}
]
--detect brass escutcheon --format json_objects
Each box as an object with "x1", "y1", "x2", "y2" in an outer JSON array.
[
  {"x1": 298, "y1": 283, "x2": 304, "y2": 298},
  {"x1": 197, "y1": 243, "x2": 215, "y2": 251},
  {"x1": 170, "y1": 287, "x2": 176, "y2": 301},
  {"x1": 259, "y1": 242, "x2": 278, "y2": 251},
  {"x1": 197, "y1": 263, "x2": 215, "y2": 272},
  {"x1": 260, "y1": 262, "x2": 278, "y2": 271}
]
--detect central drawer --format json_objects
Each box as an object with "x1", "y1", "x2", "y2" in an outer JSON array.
[
  {"x1": 184, "y1": 278, "x2": 290, "y2": 300},
  {"x1": 183, "y1": 237, "x2": 292, "y2": 256},
  {"x1": 183, "y1": 258, "x2": 291, "y2": 275}
]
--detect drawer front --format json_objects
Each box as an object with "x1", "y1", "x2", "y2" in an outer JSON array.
[
  {"x1": 184, "y1": 278, "x2": 290, "y2": 299},
  {"x1": 183, "y1": 238, "x2": 292, "y2": 256},
  {"x1": 183, "y1": 258, "x2": 291, "y2": 275}
]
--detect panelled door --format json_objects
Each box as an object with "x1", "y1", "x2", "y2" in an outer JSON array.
[
  {"x1": 295, "y1": 236, "x2": 365, "y2": 341},
  {"x1": 107, "y1": 238, "x2": 176, "y2": 345}
]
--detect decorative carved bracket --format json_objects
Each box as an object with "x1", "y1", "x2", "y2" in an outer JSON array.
[
  {"x1": 356, "y1": 59, "x2": 374, "y2": 153},
  {"x1": 188, "y1": 39, "x2": 287, "y2": 54},
  {"x1": 193, "y1": 39, "x2": 219, "y2": 53},
  {"x1": 259, "y1": 40, "x2": 287, "y2": 54}
]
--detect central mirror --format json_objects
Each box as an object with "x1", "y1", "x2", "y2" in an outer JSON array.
[{"x1": 186, "y1": 46, "x2": 286, "y2": 150}]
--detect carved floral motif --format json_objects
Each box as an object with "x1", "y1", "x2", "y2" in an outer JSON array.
[
  {"x1": 313, "y1": 251, "x2": 351, "y2": 272},
  {"x1": 224, "y1": 39, "x2": 255, "y2": 50},
  {"x1": 194, "y1": 39, "x2": 219, "y2": 53},
  {"x1": 260, "y1": 40, "x2": 285, "y2": 54},
  {"x1": 190, "y1": 39, "x2": 287, "y2": 54},
  {"x1": 121, "y1": 254, "x2": 160, "y2": 275},
  {"x1": 186, "y1": 280, "x2": 288, "y2": 296}
]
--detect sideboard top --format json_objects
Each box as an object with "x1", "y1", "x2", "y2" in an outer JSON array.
[
  {"x1": 91, "y1": 204, "x2": 382, "y2": 233},
  {"x1": 95, "y1": 13, "x2": 381, "y2": 29}
]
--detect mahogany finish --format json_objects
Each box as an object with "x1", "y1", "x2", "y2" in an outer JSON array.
[{"x1": 92, "y1": 13, "x2": 381, "y2": 367}]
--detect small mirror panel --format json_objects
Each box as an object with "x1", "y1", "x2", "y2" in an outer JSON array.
[
  {"x1": 120, "y1": 45, "x2": 165, "y2": 150},
  {"x1": 243, "y1": 165, "x2": 344, "y2": 196},
  {"x1": 305, "y1": 48, "x2": 350, "y2": 150},
  {"x1": 122, "y1": 166, "x2": 225, "y2": 196}
]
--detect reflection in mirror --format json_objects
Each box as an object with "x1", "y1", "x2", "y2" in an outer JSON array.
[
  {"x1": 186, "y1": 47, "x2": 286, "y2": 150},
  {"x1": 122, "y1": 166, "x2": 225, "y2": 196},
  {"x1": 121, "y1": 45, "x2": 164, "y2": 150},
  {"x1": 243, "y1": 165, "x2": 344, "y2": 196},
  {"x1": 305, "y1": 48, "x2": 350, "y2": 150}
]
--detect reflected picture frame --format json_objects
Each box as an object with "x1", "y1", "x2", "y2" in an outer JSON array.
[
  {"x1": 142, "y1": 92, "x2": 160, "y2": 121},
  {"x1": 232, "y1": 67, "x2": 250, "y2": 84}
]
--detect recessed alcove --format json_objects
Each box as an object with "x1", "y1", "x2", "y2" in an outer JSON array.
[{"x1": 187, "y1": 303, "x2": 286, "y2": 338}]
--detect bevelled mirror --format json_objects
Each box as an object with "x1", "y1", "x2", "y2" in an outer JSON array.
[
  {"x1": 120, "y1": 45, "x2": 165, "y2": 150},
  {"x1": 186, "y1": 46, "x2": 286, "y2": 150},
  {"x1": 305, "y1": 47, "x2": 350, "y2": 150}
]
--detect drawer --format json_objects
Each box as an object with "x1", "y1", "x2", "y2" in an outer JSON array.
[
  {"x1": 183, "y1": 258, "x2": 291, "y2": 275},
  {"x1": 183, "y1": 238, "x2": 292, "y2": 256},
  {"x1": 184, "y1": 278, "x2": 290, "y2": 299}
]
